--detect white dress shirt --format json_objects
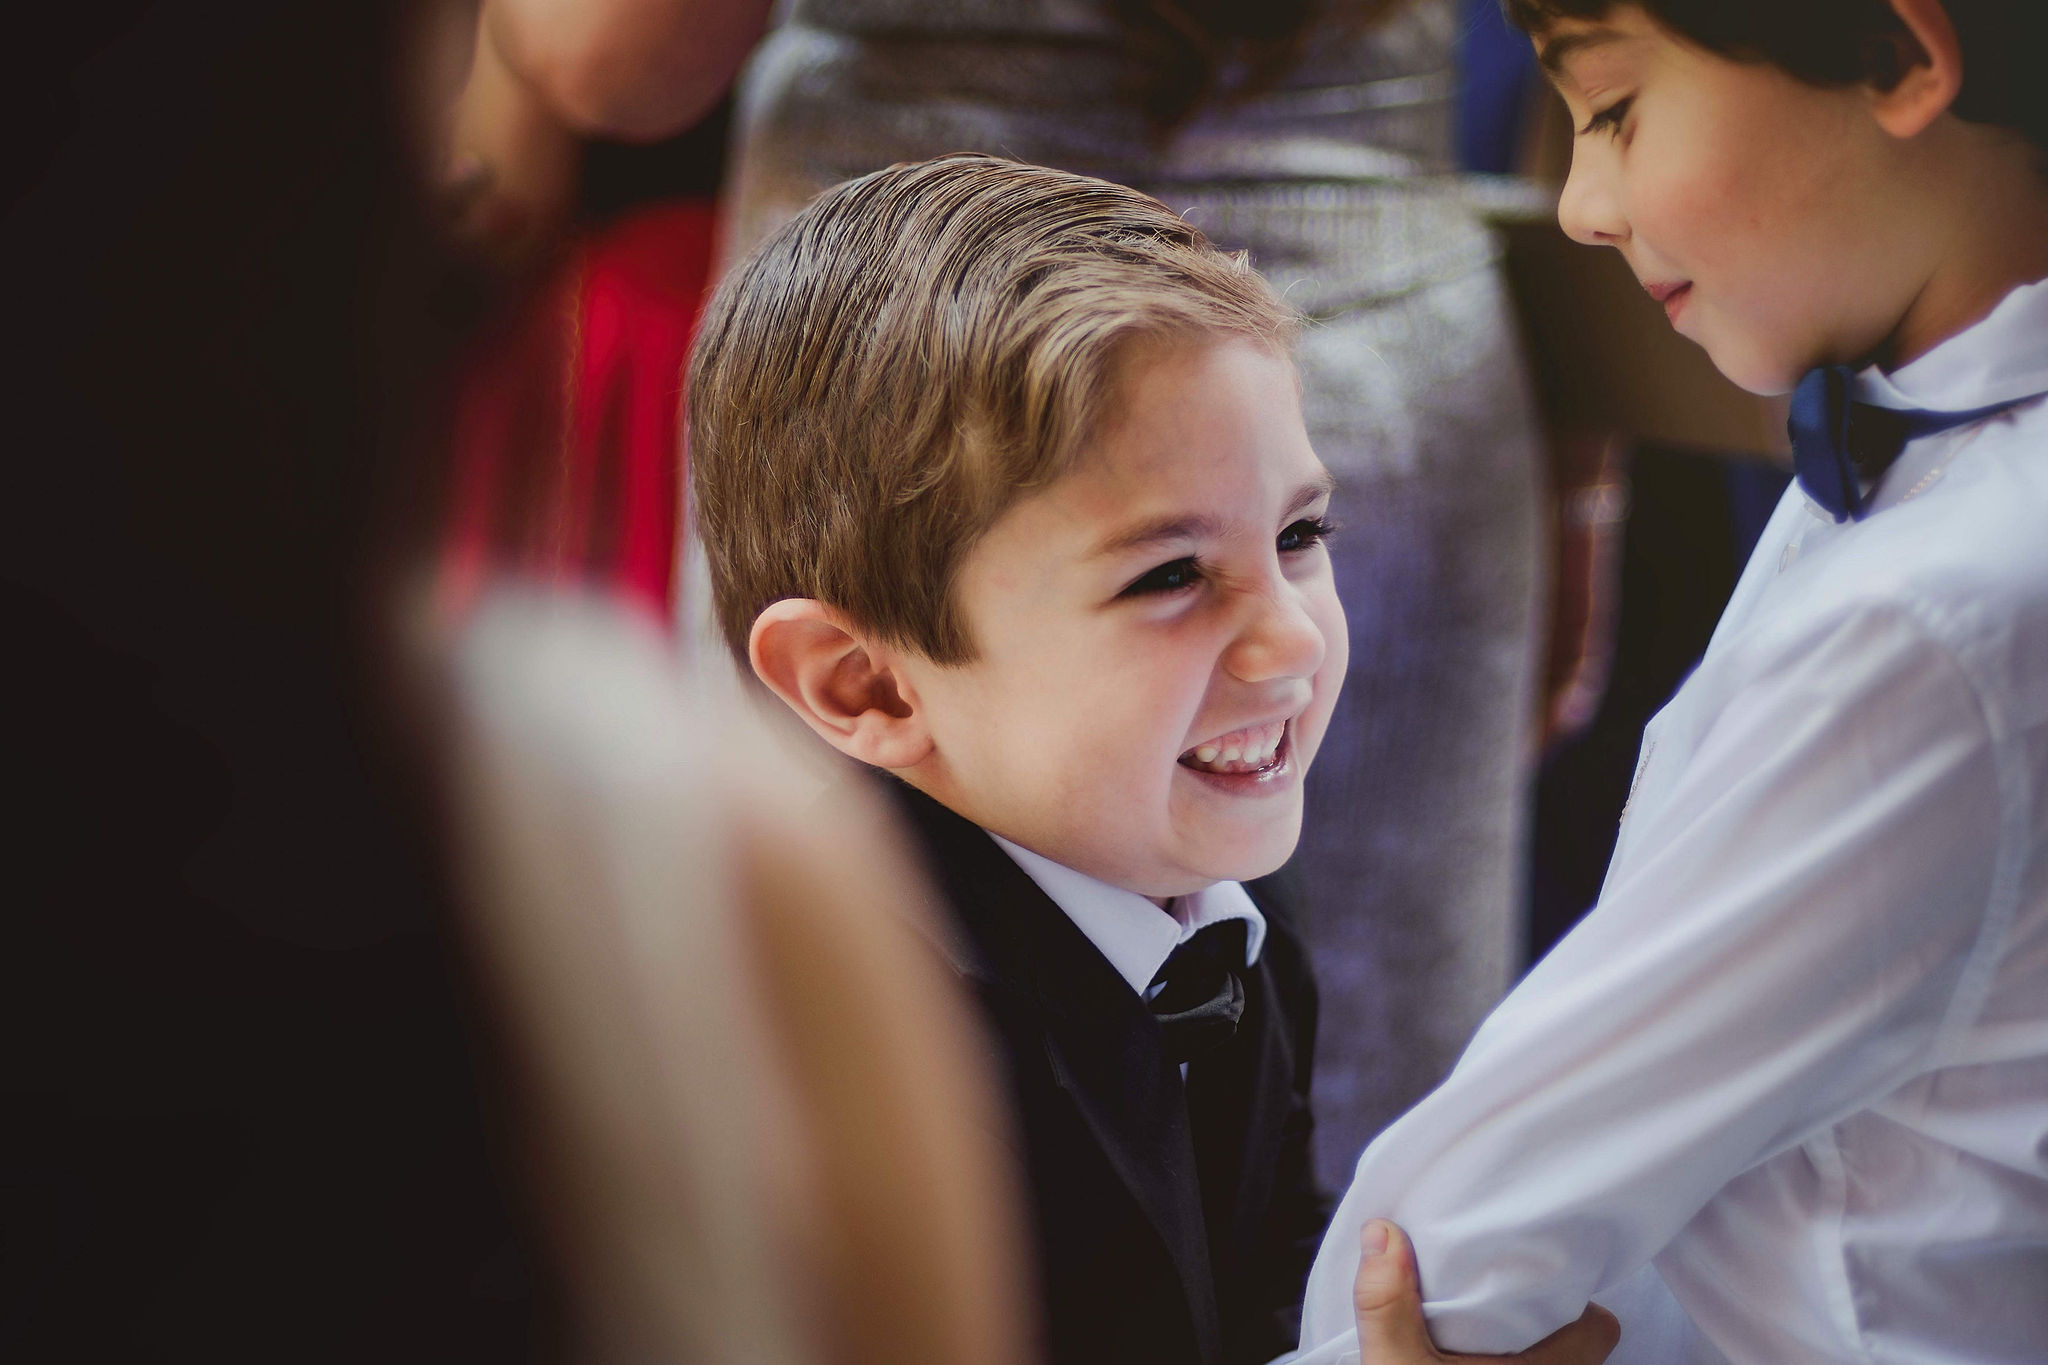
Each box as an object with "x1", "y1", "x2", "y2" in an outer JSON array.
[
  {"x1": 990, "y1": 834, "x2": 1267, "y2": 997},
  {"x1": 1293, "y1": 277, "x2": 2048, "y2": 1365}
]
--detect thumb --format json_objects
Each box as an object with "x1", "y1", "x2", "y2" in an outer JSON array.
[{"x1": 1352, "y1": 1220, "x2": 1440, "y2": 1363}]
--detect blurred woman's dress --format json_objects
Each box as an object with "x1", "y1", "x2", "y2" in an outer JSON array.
[{"x1": 702, "y1": 0, "x2": 1546, "y2": 1179}]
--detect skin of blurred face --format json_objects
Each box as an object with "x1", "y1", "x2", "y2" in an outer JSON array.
[
  {"x1": 895, "y1": 337, "x2": 1348, "y2": 901},
  {"x1": 1539, "y1": 5, "x2": 1949, "y2": 394}
]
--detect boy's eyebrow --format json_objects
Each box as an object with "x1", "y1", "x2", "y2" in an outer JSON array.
[
  {"x1": 1288, "y1": 470, "x2": 1339, "y2": 515},
  {"x1": 1091, "y1": 512, "x2": 1226, "y2": 558},
  {"x1": 1089, "y1": 472, "x2": 1338, "y2": 558},
  {"x1": 1536, "y1": 27, "x2": 1626, "y2": 76}
]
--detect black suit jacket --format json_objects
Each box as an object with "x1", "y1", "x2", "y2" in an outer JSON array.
[{"x1": 886, "y1": 782, "x2": 1330, "y2": 1365}]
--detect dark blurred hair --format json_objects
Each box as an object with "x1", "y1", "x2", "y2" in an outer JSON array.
[
  {"x1": 1116, "y1": 0, "x2": 1405, "y2": 128},
  {"x1": 1502, "y1": 0, "x2": 2045, "y2": 155},
  {"x1": 5, "y1": 2, "x2": 534, "y2": 1356}
]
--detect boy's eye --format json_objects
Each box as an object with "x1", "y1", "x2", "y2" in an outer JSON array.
[
  {"x1": 1579, "y1": 95, "x2": 1634, "y2": 139},
  {"x1": 1120, "y1": 557, "x2": 1202, "y2": 597},
  {"x1": 1277, "y1": 516, "x2": 1336, "y2": 554}
]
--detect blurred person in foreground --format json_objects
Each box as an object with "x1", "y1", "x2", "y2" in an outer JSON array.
[
  {"x1": 3, "y1": 3, "x2": 1008, "y2": 1360},
  {"x1": 5, "y1": 3, "x2": 528, "y2": 1354},
  {"x1": 438, "y1": 592, "x2": 1035, "y2": 1365},
  {"x1": 690, "y1": 153, "x2": 1615, "y2": 1365}
]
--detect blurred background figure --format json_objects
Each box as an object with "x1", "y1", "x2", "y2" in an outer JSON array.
[
  {"x1": 704, "y1": 0, "x2": 1550, "y2": 1180},
  {"x1": 4, "y1": 3, "x2": 1030, "y2": 1360},
  {"x1": 436, "y1": 0, "x2": 770, "y2": 622}
]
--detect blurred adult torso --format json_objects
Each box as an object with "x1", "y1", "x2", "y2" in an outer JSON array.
[{"x1": 726, "y1": 0, "x2": 1458, "y2": 240}]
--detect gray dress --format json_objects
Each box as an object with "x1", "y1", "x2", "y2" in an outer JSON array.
[{"x1": 712, "y1": 0, "x2": 1546, "y2": 1186}]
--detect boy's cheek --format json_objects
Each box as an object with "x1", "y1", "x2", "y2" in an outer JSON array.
[
  {"x1": 1631, "y1": 150, "x2": 1739, "y2": 268},
  {"x1": 1311, "y1": 584, "x2": 1350, "y2": 707},
  {"x1": 1319, "y1": 590, "x2": 1349, "y2": 686},
  {"x1": 1294, "y1": 705, "x2": 1336, "y2": 778},
  {"x1": 1293, "y1": 647, "x2": 1348, "y2": 778}
]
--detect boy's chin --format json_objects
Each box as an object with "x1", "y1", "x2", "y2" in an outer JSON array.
[
  {"x1": 1696, "y1": 330, "x2": 1811, "y2": 398},
  {"x1": 1172, "y1": 824, "x2": 1301, "y2": 891}
]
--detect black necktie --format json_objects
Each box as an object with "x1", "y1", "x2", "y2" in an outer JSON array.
[
  {"x1": 1788, "y1": 364, "x2": 2025, "y2": 523},
  {"x1": 1146, "y1": 920, "x2": 1248, "y2": 1066}
]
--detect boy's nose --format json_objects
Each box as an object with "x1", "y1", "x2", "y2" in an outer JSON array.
[
  {"x1": 1224, "y1": 584, "x2": 1326, "y2": 686},
  {"x1": 1558, "y1": 144, "x2": 1628, "y2": 247}
]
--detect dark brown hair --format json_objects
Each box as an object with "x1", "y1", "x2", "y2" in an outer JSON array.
[
  {"x1": 689, "y1": 155, "x2": 1296, "y2": 666},
  {"x1": 1503, "y1": 0, "x2": 2045, "y2": 154},
  {"x1": 8, "y1": 0, "x2": 538, "y2": 1353}
]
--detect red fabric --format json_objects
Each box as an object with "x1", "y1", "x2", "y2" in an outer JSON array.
[{"x1": 442, "y1": 200, "x2": 718, "y2": 623}]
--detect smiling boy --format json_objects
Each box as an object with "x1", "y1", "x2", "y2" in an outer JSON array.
[
  {"x1": 1294, "y1": 2, "x2": 2048, "y2": 1362},
  {"x1": 786, "y1": 331, "x2": 1343, "y2": 899},
  {"x1": 688, "y1": 155, "x2": 1344, "y2": 1365}
]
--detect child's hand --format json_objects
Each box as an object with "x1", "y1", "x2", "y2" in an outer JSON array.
[{"x1": 1352, "y1": 1221, "x2": 1619, "y2": 1365}]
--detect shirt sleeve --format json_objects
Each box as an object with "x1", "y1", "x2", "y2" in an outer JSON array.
[{"x1": 1294, "y1": 596, "x2": 2010, "y2": 1357}]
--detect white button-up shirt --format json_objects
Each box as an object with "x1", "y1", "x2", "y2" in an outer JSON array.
[
  {"x1": 1293, "y1": 277, "x2": 2048, "y2": 1365},
  {"x1": 991, "y1": 834, "x2": 1266, "y2": 996}
]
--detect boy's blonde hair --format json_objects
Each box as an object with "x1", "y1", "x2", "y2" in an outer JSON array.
[{"x1": 689, "y1": 154, "x2": 1298, "y2": 665}]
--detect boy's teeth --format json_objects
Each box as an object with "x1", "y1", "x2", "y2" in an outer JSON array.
[{"x1": 1180, "y1": 721, "x2": 1288, "y2": 773}]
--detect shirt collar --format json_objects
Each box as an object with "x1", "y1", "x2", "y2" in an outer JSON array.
[
  {"x1": 988, "y1": 835, "x2": 1266, "y2": 997},
  {"x1": 1853, "y1": 274, "x2": 2048, "y2": 412}
]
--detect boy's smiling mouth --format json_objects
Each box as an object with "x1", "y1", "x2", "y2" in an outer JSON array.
[
  {"x1": 1179, "y1": 718, "x2": 1290, "y2": 778},
  {"x1": 1642, "y1": 278, "x2": 1693, "y2": 325}
]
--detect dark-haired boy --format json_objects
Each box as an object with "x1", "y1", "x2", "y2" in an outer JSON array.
[
  {"x1": 687, "y1": 155, "x2": 1346, "y2": 1365},
  {"x1": 1298, "y1": 2, "x2": 2048, "y2": 1362}
]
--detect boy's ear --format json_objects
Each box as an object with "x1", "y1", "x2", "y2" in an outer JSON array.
[
  {"x1": 1870, "y1": 0, "x2": 1964, "y2": 139},
  {"x1": 748, "y1": 599, "x2": 935, "y2": 771}
]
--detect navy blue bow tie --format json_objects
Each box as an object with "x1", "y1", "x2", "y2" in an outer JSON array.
[{"x1": 1788, "y1": 364, "x2": 2023, "y2": 523}]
